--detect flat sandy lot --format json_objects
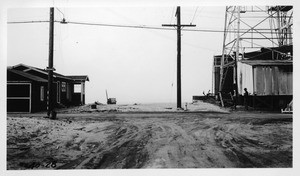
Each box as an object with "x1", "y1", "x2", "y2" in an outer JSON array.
[{"x1": 7, "y1": 105, "x2": 292, "y2": 169}]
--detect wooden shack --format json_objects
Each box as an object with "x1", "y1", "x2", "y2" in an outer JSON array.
[{"x1": 7, "y1": 64, "x2": 89, "y2": 113}]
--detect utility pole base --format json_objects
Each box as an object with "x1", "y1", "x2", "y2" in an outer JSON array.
[
  {"x1": 45, "y1": 110, "x2": 57, "y2": 120},
  {"x1": 177, "y1": 107, "x2": 184, "y2": 111}
]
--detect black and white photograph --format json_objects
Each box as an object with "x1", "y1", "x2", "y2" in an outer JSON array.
[{"x1": 0, "y1": 0, "x2": 298, "y2": 175}]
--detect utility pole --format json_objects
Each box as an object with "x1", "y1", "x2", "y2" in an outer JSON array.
[
  {"x1": 46, "y1": 7, "x2": 56, "y2": 119},
  {"x1": 162, "y1": 6, "x2": 196, "y2": 109}
]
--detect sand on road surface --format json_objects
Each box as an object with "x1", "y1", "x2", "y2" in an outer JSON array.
[{"x1": 7, "y1": 111, "x2": 292, "y2": 169}]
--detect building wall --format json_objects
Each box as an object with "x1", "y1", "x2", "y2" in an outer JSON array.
[
  {"x1": 253, "y1": 65, "x2": 292, "y2": 95},
  {"x1": 213, "y1": 55, "x2": 234, "y2": 94},
  {"x1": 213, "y1": 66, "x2": 220, "y2": 95},
  {"x1": 57, "y1": 81, "x2": 74, "y2": 106},
  {"x1": 238, "y1": 62, "x2": 292, "y2": 96},
  {"x1": 213, "y1": 66, "x2": 234, "y2": 94},
  {"x1": 31, "y1": 83, "x2": 47, "y2": 112},
  {"x1": 237, "y1": 62, "x2": 253, "y2": 94},
  {"x1": 25, "y1": 70, "x2": 75, "y2": 106},
  {"x1": 7, "y1": 81, "x2": 46, "y2": 113},
  {"x1": 7, "y1": 82, "x2": 31, "y2": 112},
  {"x1": 60, "y1": 81, "x2": 67, "y2": 105}
]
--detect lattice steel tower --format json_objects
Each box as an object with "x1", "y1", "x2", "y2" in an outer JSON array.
[{"x1": 218, "y1": 6, "x2": 293, "y2": 93}]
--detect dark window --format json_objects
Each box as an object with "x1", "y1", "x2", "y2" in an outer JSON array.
[
  {"x1": 62, "y1": 82, "x2": 66, "y2": 92},
  {"x1": 7, "y1": 99, "x2": 30, "y2": 112},
  {"x1": 7, "y1": 84, "x2": 30, "y2": 97}
]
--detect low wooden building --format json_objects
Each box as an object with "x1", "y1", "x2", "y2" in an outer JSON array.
[
  {"x1": 7, "y1": 64, "x2": 89, "y2": 113},
  {"x1": 7, "y1": 69, "x2": 48, "y2": 113}
]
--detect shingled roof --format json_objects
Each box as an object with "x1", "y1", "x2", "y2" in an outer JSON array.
[
  {"x1": 8, "y1": 69, "x2": 48, "y2": 82},
  {"x1": 11, "y1": 63, "x2": 73, "y2": 81},
  {"x1": 10, "y1": 64, "x2": 90, "y2": 82}
]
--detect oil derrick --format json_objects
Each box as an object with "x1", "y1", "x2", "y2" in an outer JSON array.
[{"x1": 217, "y1": 6, "x2": 293, "y2": 95}]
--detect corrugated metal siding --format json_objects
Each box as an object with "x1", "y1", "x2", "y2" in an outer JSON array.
[
  {"x1": 272, "y1": 67, "x2": 279, "y2": 94},
  {"x1": 254, "y1": 67, "x2": 263, "y2": 95},
  {"x1": 253, "y1": 65, "x2": 292, "y2": 95},
  {"x1": 264, "y1": 67, "x2": 272, "y2": 94}
]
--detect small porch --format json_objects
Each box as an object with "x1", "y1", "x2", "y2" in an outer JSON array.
[{"x1": 67, "y1": 75, "x2": 89, "y2": 105}]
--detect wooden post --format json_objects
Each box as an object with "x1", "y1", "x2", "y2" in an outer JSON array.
[
  {"x1": 253, "y1": 94, "x2": 256, "y2": 110},
  {"x1": 81, "y1": 82, "x2": 84, "y2": 105},
  {"x1": 219, "y1": 92, "x2": 224, "y2": 107},
  {"x1": 47, "y1": 7, "x2": 56, "y2": 119},
  {"x1": 176, "y1": 7, "x2": 182, "y2": 109}
]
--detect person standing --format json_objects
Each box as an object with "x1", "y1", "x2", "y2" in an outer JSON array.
[
  {"x1": 233, "y1": 90, "x2": 237, "y2": 110},
  {"x1": 244, "y1": 88, "x2": 249, "y2": 110}
]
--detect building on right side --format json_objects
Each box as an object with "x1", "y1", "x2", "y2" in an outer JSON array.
[{"x1": 212, "y1": 6, "x2": 293, "y2": 111}]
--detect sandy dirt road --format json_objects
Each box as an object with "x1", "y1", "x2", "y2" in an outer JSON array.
[{"x1": 7, "y1": 112, "x2": 292, "y2": 169}]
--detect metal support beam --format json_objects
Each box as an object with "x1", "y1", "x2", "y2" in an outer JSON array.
[{"x1": 234, "y1": 6, "x2": 240, "y2": 98}]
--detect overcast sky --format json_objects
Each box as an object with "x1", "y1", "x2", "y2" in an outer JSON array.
[{"x1": 7, "y1": 6, "x2": 226, "y2": 104}]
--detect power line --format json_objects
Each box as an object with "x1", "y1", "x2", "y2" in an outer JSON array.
[
  {"x1": 8, "y1": 20, "x2": 49, "y2": 24},
  {"x1": 66, "y1": 21, "x2": 175, "y2": 31},
  {"x1": 71, "y1": 20, "x2": 291, "y2": 34},
  {"x1": 191, "y1": 7, "x2": 199, "y2": 24},
  {"x1": 7, "y1": 20, "x2": 293, "y2": 35},
  {"x1": 170, "y1": 7, "x2": 175, "y2": 24},
  {"x1": 55, "y1": 7, "x2": 65, "y2": 19}
]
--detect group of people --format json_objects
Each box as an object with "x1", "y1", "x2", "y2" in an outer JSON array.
[{"x1": 232, "y1": 87, "x2": 249, "y2": 110}]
